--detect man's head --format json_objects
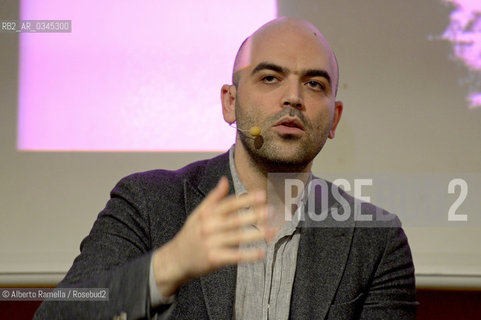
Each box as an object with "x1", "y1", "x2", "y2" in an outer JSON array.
[
  {"x1": 221, "y1": 17, "x2": 343, "y2": 172},
  {"x1": 231, "y1": 20, "x2": 339, "y2": 97}
]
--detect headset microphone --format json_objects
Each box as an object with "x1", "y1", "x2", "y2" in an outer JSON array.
[
  {"x1": 231, "y1": 125, "x2": 261, "y2": 137},
  {"x1": 230, "y1": 124, "x2": 264, "y2": 149},
  {"x1": 248, "y1": 126, "x2": 261, "y2": 137}
]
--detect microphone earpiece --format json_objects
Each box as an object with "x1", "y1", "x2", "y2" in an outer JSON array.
[{"x1": 230, "y1": 124, "x2": 261, "y2": 137}]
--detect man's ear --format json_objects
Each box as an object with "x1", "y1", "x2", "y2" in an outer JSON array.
[
  {"x1": 328, "y1": 100, "x2": 343, "y2": 139},
  {"x1": 221, "y1": 84, "x2": 237, "y2": 124}
]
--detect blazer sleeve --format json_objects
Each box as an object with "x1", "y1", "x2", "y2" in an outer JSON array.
[
  {"x1": 34, "y1": 175, "x2": 165, "y2": 320},
  {"x1": 359, "y1": 220, "x2": 418, "y2": 319}
]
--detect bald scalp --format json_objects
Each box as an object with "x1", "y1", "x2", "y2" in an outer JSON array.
[
  {"x1": 231, "y1": 17, "x2": 339, "y2": 96},
  {"x1": 232, "y1": 37, "x2": 250, "y2": 87}
]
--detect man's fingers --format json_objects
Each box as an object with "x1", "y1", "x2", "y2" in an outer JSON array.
[
  {"x1": 224, "y1": 206, "x2": 268, "y2": 230},
  {"x1": 197, "y1": 177, "x2": 230, "y2": 211},
  {"x1": 209, "y1": 227, "x2": 267, "y2": 247},
  {"x1": 213, "y1": 248, "x2": 266, "y2": 266},
  {"x1": 201, "y1": 204, "x2": 268, "y2": 235},
  {"x1": 213, "y1": 190, "x2": 266, "y2": 217}
]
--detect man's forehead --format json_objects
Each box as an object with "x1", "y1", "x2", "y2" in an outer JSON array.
[
  {"x1": 250, "y1": 36, "x2": 332, "y2": 70},
  {"x1": 233, "y1": 18, "x2": 338, "y2": 88}
]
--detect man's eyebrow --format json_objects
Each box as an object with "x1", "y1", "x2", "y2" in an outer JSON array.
[
  {"x1": 250, "y1": 62, "x2": 332, "y2": 87},
  {"x1": 251, "y1": 62, "x2": 286, "y2": 76},
  {"x1": 304, "y1": 69, "x2": 332, "y2": 87}
]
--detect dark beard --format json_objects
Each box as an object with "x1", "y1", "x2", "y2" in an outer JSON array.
[
  {"x1": 235, "y1": 101, "x2": 331, "y2": 174},
  {"x1": 238, "y1": 129, "x2": 314, "y2": 174}
]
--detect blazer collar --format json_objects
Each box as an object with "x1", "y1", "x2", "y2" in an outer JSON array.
[
  {"x1": 290, "y1": 179, "x2": 355, "y2": 319},
  {"x1": 197, "y1": 151, "x2": 235, "y2": 197},
  {"x1": 184, "y1": 151, "x2": 237, "y2": 320}
]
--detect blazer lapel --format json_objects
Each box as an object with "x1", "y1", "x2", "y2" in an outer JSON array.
[
  {"x1": 183, "y1": 152, "x2": 237, "y2": 320},
  {"x1": 290, "y1": 179, "x2": 355, "y2": 319}
]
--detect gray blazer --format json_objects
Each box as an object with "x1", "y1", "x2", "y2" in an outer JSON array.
[{"x1": 34, "y1": 152, "x2": 417, "y2": 319}]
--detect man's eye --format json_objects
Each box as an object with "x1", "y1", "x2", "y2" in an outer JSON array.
[
  {"x1": 306, "y1": 80, "x2": 324, "y2": 91},
  {"x1": 262, "y1": 75, "x2": 277, "y2": 83}
]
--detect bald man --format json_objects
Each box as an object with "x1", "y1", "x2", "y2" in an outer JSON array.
[{"x1": 34, "y1": 17, "x2": 417, "y2": 320}]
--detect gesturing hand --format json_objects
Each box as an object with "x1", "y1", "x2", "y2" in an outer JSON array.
[{"x1": 153, "y1": 176, "x2": 269, "y2": 296}]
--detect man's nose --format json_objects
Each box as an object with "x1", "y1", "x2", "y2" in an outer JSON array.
[{"x1": 282, "y1": 80, "x2": 304, "y2": 110}]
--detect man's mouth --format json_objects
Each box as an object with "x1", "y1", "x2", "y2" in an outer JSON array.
[{"x1": 273, "y1": 117, "x2": 305, "y2": 135}]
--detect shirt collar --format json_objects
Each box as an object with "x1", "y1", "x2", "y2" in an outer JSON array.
[{"x1": 229, "y1": 145, "x2": 247, "y2": 196}]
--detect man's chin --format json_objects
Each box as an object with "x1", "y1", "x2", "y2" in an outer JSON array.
[
  {"x1": 256, "y1": 147, "x2": 317, "y2": 171},
  {"x1": 240, "y1": 134, "x2": 320, "y2": 168}
]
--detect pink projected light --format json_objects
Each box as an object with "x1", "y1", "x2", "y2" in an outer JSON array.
[
  {"x1": 442, "y1": 0, "x2": 481, "y2": 109},
  {"x1": 18, "y1": 1, "x2": 276, "y2": 151}
]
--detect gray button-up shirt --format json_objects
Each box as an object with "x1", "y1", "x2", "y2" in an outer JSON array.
[{"x1": 230, "y1": 147, "x2": 302, "y2": 320}]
